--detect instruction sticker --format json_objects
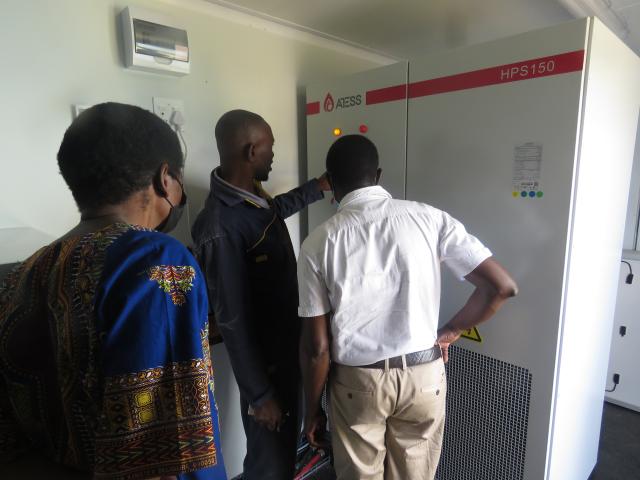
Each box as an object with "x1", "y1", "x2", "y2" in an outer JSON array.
[
  {"x1": 513, "y1": 142, "x2": 543, "y2": 198},
  {"x1": 461, "y1": 327, "x2": 482, "y2": 343}
]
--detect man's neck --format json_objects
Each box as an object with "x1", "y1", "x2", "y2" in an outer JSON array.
[
  {"x1": 334, "y1": 183, "x2": 377, "y2": 203},
  {"x1": 218, "y1": 165, "x2": 256, "y2": 194}
]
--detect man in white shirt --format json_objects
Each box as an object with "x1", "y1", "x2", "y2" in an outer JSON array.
[{"x1": 297, "y1": 135, "x2": 518, "y2": 480}]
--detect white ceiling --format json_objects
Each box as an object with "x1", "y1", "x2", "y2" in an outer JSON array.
[
  {"x1": 605, "y1": 0, "x2": 640, "y2": 53},
  {"x1": 205, "y1": 0, "x2": 640, "y2": 59}
]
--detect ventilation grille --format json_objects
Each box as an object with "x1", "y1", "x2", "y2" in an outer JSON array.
[{"x1": 436, "y1": 345, "x2": 532, "y2": 480}]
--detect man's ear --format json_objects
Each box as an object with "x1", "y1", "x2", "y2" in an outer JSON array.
[
  {"x1": 375, "y1": 168, "x2": 382, "y2": 185},
  {"x1": 244, "y1": 142, "x2": 255, "y2": 163},
  {"x1": 326, "y1": 172, "x2": 335, "y2": 192}
]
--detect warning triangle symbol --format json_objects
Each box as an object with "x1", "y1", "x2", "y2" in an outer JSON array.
[{"x1": 461, "y1": 327, "x2": 482, "y2": 343}]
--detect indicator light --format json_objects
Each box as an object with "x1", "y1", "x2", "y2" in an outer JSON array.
[
  {"x1": 359, "y1": 124, "x2": 368, "y2": 133},
  {"x1": 333, "y1": 128, "x2": 342, "y2": 136}
]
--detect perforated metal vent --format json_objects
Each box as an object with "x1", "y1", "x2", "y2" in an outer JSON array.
[{"x1": 436, "y1": 345, "x2": 532, "y2": 480}]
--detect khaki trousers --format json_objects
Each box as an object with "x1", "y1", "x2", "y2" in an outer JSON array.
[{"x1": 329, "y1": 358, "x2": 446, "y2": 480}]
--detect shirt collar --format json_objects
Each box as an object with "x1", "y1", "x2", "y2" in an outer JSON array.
[
  {"x1": 209, "y1": 168, "x2": 270, "y2": 209},
  {"x1": 337, "y1": 185, "x2": 392, "y2": 211}
]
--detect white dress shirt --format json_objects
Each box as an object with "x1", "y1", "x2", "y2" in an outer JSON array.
[{"x1": 297, "y1": 186, "x2": 491, "y2": 366}]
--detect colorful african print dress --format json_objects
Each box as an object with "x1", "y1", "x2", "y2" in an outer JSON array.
[{"x1": 0, "y1": 223, "x2": 226, "y2": 479}]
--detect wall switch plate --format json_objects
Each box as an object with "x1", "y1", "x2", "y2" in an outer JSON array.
[{"x1": 152, "y1": 97, "x2": 185, "y2": 126}]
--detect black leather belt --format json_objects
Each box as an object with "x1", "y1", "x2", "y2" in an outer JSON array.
[{"x1": 358, "y1": 346, "x2": 442, "y2": 369}]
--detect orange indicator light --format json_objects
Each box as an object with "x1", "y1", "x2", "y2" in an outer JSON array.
[{"x1": 333, "y1": 128, "x2": 342, "y2": 136}]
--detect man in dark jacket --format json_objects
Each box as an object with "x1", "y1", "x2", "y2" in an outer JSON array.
[{"x1": 191, "y1": 110, "x2": 329, "y2": 479}]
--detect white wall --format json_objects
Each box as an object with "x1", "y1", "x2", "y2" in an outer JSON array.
[
  {"x1": 0, "y1": 0, "x2": 386, "y2": 248},
  {"x1": 623, "y1": 126, "x2": 640, "y2": 250},
  {"x1": 0, "y1": 0, "x2": 384, "y2": 476}
]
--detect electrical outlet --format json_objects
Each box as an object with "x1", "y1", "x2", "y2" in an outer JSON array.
[{"x1": 152, "y1": 97, "x2": 185, "y2": 127}]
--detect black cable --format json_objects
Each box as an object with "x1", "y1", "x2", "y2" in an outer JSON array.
[
  {"x1": 621, "y1": 260, "x2": 634, "y2": 284},
  {"x1": 606, "y1": 373, "x2": 620, "y2": 393}
]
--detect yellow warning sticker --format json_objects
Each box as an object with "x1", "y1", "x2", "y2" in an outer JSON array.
[{"x1": 461, "y1": 327, "x2": 482, "y2": 343}]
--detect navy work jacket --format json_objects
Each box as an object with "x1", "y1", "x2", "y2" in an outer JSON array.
[{"x1": 191, "y1": 171, "x2": 323, "y2": 406}]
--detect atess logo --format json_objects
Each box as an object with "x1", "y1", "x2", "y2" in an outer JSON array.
[{"x1": 323, "y1": 92, "x2": 362, "y2": 112}]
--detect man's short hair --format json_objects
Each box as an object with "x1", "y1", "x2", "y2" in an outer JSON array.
[
  {"x1": 326, "y1": 135, "x2": 379, "y2": 188},
  {"x1": 214, "y1": 109, "x2": 266, "y2": 158},
  {"x1": 57, "y1": 102, "x2": 183, "y2": 211}
]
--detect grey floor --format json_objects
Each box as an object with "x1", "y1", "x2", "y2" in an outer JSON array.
[{"x1": 589, "y1": 402, "x2": 640, "y2": 480}]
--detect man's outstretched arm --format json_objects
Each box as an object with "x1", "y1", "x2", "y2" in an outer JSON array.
[
  {"x1": 300, "y1": 313, "x2": 331, "y2": 449},
  {"x1": 271, "y1": 174, "x2": 330, "y2": 219},
  {"x1": 437, "y1": 257, "x2": 518, "y2": 362}
]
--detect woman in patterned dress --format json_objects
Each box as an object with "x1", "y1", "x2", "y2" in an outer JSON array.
[{"x1": 0, "y1": 103, "x2": 227, "y2": 480}]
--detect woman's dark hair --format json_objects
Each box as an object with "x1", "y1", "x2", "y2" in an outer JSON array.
[{"x1": 57, "y1": 102, "x2": 183, "y2": 210}]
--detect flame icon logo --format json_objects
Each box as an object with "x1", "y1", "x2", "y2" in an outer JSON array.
[{"x1": 324, "y1": 93, "x2": 334, "y2": 112}]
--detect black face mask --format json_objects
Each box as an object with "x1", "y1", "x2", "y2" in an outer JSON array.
[{"x1": 156, "y1": 183, "x2": 187, "y2": 233}]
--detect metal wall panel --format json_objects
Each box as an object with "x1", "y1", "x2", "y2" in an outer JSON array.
[
  {"x1": 305, "y1": 17, "x2": 640, "y2": 480},
  {"x1": 405, "y1": 20, "x2": 590, "y2": 480}
]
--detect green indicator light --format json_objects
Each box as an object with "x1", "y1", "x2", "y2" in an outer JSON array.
[{"x1": 536, "y1": 191, "x2": 544, "y2": 198}]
